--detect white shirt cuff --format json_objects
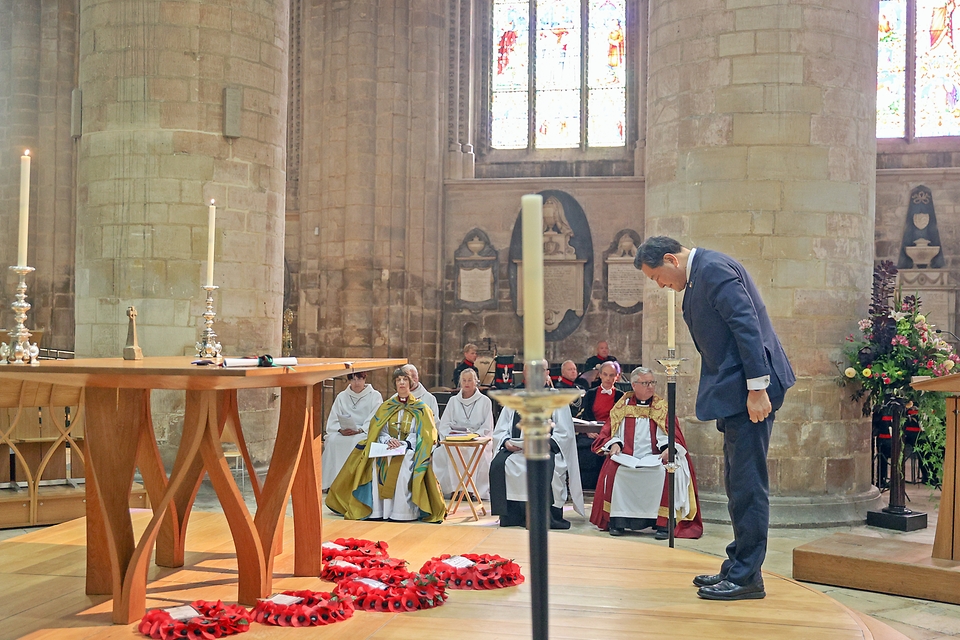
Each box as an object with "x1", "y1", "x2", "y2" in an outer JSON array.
[
  {"x1": 747, "y1": 375, "x2": 770, "y2": 391},
  {"x1": 601, "y1": 438, "x2": 623, "y2": 451}
]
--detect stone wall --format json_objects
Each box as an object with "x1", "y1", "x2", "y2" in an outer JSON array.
[
  {"x1": 73, "y1": 0, "x2": 289, "y2": 463},
  {"x1": 0, "y1": 0, "x2": 77, "y2": 351},
  {"x1": 441, "y1": 178, "x2": 645, "y2": 386}
]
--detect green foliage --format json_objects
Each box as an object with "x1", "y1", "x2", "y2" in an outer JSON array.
[{"x1": 840, "y1": 261, "x2": 957, "y2": 487}]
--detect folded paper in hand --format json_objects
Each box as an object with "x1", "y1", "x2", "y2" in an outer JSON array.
[
  {"x1": 369, "y1": 442, "x2": 407, "y2": 458},
  {"x1": 611, "y1": 452, "x2": 662, "y2": 469}
]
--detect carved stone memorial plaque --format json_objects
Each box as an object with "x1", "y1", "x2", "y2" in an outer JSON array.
[
  {"x1": 454, "y1": 229, "x2": 498, "y2": 310},
  {"x1": 603, "y1": 229, "x2": 644, "y2": 313}
]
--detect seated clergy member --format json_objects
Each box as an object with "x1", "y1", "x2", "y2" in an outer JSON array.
[
  {"x1": 575, "y1": 361, "x2": 624, "y2": 492},
  {"x1": 584, "y1": 341, "x2": 618, "y2": 374},
  {"x1": 434, "y1": 368, "x2": 495, "y2": 498},
  {"x1": 590, "y1": 367, "x2": 702, "y2": 539},
  {"x1": 452, "y1": 343, "x2": 480, "y2": 388},
  {"x1": 489, "y1": 361, "x2": 584, "y2": 530},
  {"x1": 402, "y1": 363, "x2": 440, "y2": 418},
  {"x1": 321, "y1": 371, "x2": 383, "y2": 491},
  {"x1": 326, "y1": 367, "x2": 446, "y2": 523},
  {"x1": 555, "y1": 359, "x2": 586, "y2": 417}
]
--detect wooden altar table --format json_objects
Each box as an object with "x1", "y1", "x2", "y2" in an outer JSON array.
[{"x1": 0, "y1": 356, "x2": 405, "y2": 623}]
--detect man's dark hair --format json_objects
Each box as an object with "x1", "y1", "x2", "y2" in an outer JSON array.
[{"x1": 635, "y1": 236, "x2": 683, "y2": 269}]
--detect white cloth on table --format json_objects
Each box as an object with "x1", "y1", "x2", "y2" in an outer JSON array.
[
  {"x1": 492, "y1": 405, "x2": 585, "y2": 516},
  {"x1": 321, "y1": 384, "x2": 382, "y2": 490},
  {"x1": 434, "y1": 390, "x2": 494, "y2": 498}
]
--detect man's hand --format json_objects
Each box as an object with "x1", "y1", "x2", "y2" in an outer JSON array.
[
  {"x1": 660, "y1": 449, "x2": 670, "y2": 464},
  {"x1": 504, "y1": 441, "x2": 521, "y2": 452},
  {"x1": 339, "y1": 428, "x2": 360, "y2": 436},
  {"x1": 747, "y1": 389, "x2": 772, "y2": 423},
  {"x1": 607, "y1": 443, "x2": 622, "y2": 456}
]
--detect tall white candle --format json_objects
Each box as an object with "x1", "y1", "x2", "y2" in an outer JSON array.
[
  {"x1": 667, "y1": 288, "x2": 676, "y2": 350},
  {"x1": 18, "y1": 150, "x2": 30, "y2": 267},
  {"x1": 521, "y1": 194, "x2": 545, "y2": 362},
  {"x1": 206, "y1": 200, "x2": 216, "y2": 287}
]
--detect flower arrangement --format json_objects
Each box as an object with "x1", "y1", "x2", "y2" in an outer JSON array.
[
  {"x1": 138, "y1": 600, "x2": 250, "y2": 639},
  {"x1": 419, "y1": 553, "x2": 525, "y2": 590},
  {"x1": 842, "y1": 260, "x2": 956, "y2": 485},
  {"x1": 334, "y1": 566, "x2": 447, "y2": 612},
  {"x1": 251, "y1": 590, "x2": 354, "y2": 627},
  {"x1": 321, "y1": 555, "x2": 409, "y2": 582},
  {"x1": 321, "y1": 538, "x2": 390, "y2": 563}
]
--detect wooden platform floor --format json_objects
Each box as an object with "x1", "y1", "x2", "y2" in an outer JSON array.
[
  {"x1": 0, "y1": 510, "x2": 906, "y2": 640},
  {"x1": 794, "y1": 532, "x2": 960, "y2": 606}
]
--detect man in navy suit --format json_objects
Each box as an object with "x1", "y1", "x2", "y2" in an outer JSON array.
[{"x1": 635, "y1": 236, "x2": 795, "y2": 601}]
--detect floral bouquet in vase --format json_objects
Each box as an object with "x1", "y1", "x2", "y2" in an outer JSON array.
[{"x1": 842, "y1": 260, "x2": 958, "y2": 486}]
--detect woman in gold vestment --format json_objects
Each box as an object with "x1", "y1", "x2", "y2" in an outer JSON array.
[{"x1": 326, "y1": 368, "x2": 446, "y2": 523}]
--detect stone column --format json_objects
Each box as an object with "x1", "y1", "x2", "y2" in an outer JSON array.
[
  {"x1": 75, "y1": 0, "x2": 288, "y2": 461},
  {"x1": 0, "y1": 1, "x2": 77, "y2": 350},
  {"x1": 644, "y1": 0, "x2": 880, "y2": 524},
  {"x1": 295, "y1": 0, "x2": 445, "y2": 385}
]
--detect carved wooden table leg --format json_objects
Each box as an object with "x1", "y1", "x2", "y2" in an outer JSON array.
[
  {"x1": 291, "y1": 385, "x2": 323, "y2": 577},
  {"x1": 254, "y1": 386, "x2": 312, "y2": 588},
  {"x1": 84, "y1": 389, "x2": 142, "y2": 599}
]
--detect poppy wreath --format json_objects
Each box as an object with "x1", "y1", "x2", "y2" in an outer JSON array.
[
  {"x1": 420, "y1": 553, "x2": 525, "y2": 590},
  {"x1": 251, "y1": 590, "x2": 354, "y2": 627},
  {"x1": 334, "y1": 567, "x2": 447, "y2": 612},
  {"x1": 321, "y1": 555, "x2": 409, "y2": 582},
  {"x1": 138, "y1": 600, "x2": 251, "y2": 640},
  {"x1": 321, "y1": 537, "x2": 389, "y2": 563}
]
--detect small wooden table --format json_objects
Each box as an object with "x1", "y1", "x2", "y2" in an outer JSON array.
[
  {"x1": 0, "y1": 356, "x2": 405, "y2": 623},
  {"x1": 441, "y1": 436, "x2": 491, "y2": 521}
]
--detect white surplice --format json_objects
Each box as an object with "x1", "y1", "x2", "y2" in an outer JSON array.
[
  {"x1": 600, "y1": 416, "x2": 691, "y2": 519},
  {"x1": 410, "y1": 383, "x2": 439, "y2": 420},
  {"x1": 492, "y1": 406, "x2": 585, "y2": 516},
  {"x1": 321, "y1": 384, "x2": 382, "y2": 490},
  {"x1": 434, "y1": 390, "x2": 495, "y2": 498}
]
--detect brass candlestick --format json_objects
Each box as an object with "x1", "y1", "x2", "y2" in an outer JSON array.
[
  {"x1": 1, "y1": 266, "x2": 39, "y2": 365},
  {"x1": 489, "y1": 359, "x2": 583, "y2": 640},
  {"x1": 656, "y1": 348, "x2": 686, "y2": 547},
  {"x1": 195, "y1": 285, "x2": 223, "y2": 363}
]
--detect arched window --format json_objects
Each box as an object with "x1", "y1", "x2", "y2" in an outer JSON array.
[
  {"x1": 485, "y1": 0, "x2": 632, "y2": 153},
  {"x1": 878, "y1": 0, "x2": 960, "y2": 139}
]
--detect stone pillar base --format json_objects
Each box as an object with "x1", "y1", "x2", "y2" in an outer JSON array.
[{"x1": 699, "y1": 488, "x2": 883, "y2": 528}]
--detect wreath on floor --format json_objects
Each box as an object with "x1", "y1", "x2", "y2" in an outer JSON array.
[
  {"x1": 251, "y1": 590, "x2": 354, "y2": 627},
  {"x1": 138, "y1": 600, "x2": 250, "y2": 640},
  {"x1": 334, "y1": 566, "x2": 447, "y2": 612},
  {"x1": 321, "y1": 538, "x2": 390, "y2": 563},
  {"x1": 321, "y1": 555, "x2": 409, "y2": 582},
  {"x1": 420, "y1": 553, "x2": 524, "y2": 590}
]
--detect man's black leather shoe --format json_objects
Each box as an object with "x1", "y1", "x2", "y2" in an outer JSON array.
[
  {"x1": 697, "y1": 579, "x2": 765, "y2": 601},
  {"x1": 654, "y1": 528, "x2": 669, "y2": 540},
  {"x1": 692, "y1": 573, "x2": 725, "y2": 587},
  {"x1": 609, "y1": 527, "x2": 624, "y2": 537}
]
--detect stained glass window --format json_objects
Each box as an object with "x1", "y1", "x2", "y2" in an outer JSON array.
[
  {"x1": 490, "y1": 0, "x2": 628, "y2": 150},
  {"x1": 878, "y1": 0, "x2": 960, "y2": 139},
  {"x1": 492, "y1": 0, "x2": 530, "y2": 148},
  {"x1": 915, "y1": 0, "x2": 960, "y2": 137},
  {"x1": 877, "y1": 0, "x2": 907, "y2": 138}
]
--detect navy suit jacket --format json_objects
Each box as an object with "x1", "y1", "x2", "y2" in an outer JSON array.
[{"x1": 681, "y1": 249, "x2": 796, "y2": 421}]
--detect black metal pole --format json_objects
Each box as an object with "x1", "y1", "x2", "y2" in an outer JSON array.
[
  {"x1": 883, "y1": 400, "x2": 910, "y2": 515},
  {"x1": 667, "y1": 378, "x2": 677, "y2": 548},
  {"x1": 526, "y1": 456, "x2": 550, "y2": 640}
]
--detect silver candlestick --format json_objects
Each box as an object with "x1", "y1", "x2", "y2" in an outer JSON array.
[
  {"x1": 489, "y1": 359, "x2": 584, "y2": 640},
  {"x1": 1, "y1": 266, "x2": 39, "y2": 365},
  {"x1": 195, "y1": 285, "x2": 223, "y2": 363},
  {"x1": 656, "y1": 348, "x2": 686, "y2": 547}
]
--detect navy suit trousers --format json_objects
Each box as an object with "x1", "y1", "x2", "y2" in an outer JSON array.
[{"x1": 716, "y1": 402, "x2": 779, "y2": 586}]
